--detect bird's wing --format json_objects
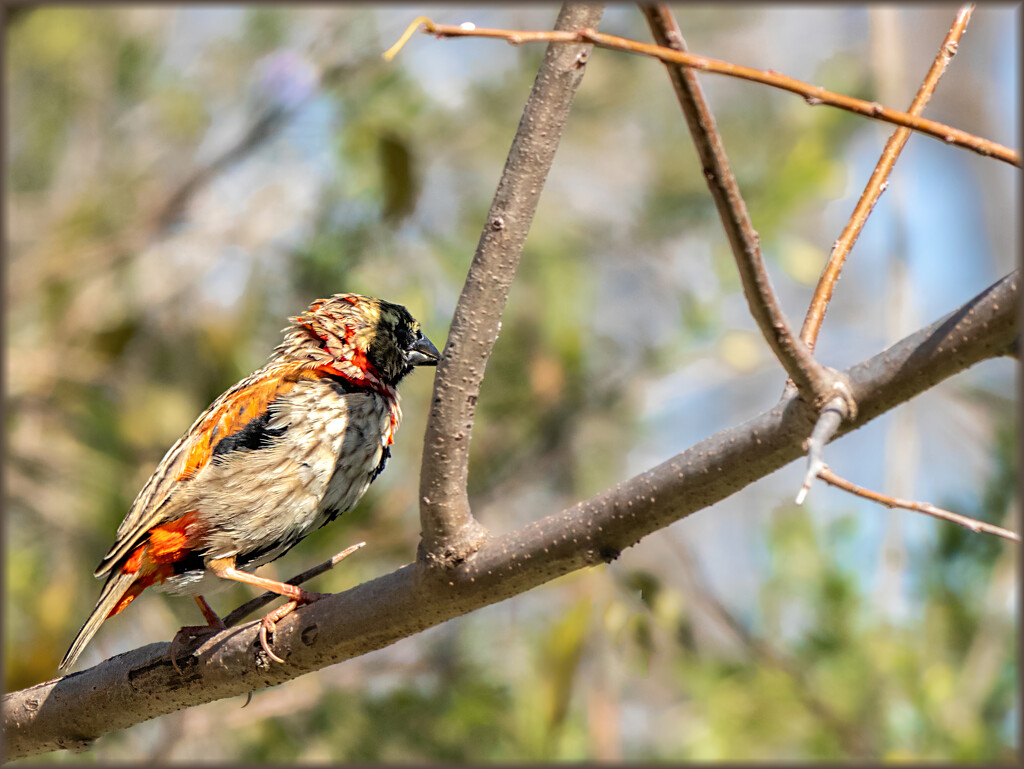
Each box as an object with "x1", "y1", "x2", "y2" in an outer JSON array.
[{"x1": 93, "y1": 362, "x2": 332, "y2": 577}]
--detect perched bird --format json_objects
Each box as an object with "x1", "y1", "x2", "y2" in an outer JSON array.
[{"x1": 59, "y1": 294, "x2": 440, "y2": 672}]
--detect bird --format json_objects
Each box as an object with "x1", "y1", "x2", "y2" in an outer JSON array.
[{"x1": 59, "y1": 294, "x2": 440, "y2": 672}]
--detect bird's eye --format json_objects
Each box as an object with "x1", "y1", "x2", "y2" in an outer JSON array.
[{"x1": 397, "y1": 326, "x2": 415, "y2": 349}]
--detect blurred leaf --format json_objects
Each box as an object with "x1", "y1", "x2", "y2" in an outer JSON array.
[
  {"x1": 154, "y1": 82, "x2": 208, "y2": 142},
  {"x1": 244, "y1": 7, "x2": 289, "y2": 53},
  {"x1": 379, "y1": 132, "x2": 418, "y2": 222},
  {"x1": 778, "y1": 235, "x2": 827, "y2": 285},
  {"x1": 538, "y1": 599, "x2": 592, "y2": 742},
  {"x1": 114, "y1": 36, "x2": 155, "y2": 101}
]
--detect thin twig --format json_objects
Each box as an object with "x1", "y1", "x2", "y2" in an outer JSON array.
[
  {"x1": 153, "y1": 109, "x2": 287, "y2": 232},
  {"x1": 383, "y1": 16, "x2": 434, "y2": 61},
  {"x1": 794, "y1": 398, "x2": 846, "y2": 505},
  {"x1": 641, "y1": 4, "x2": 837, "y2": 409},
  {"x1": 817, "y1": 467, "x2": 1020, "y2": 543},
  {"x1": 800, "y1": 4, "x2": 976, "y2": 351},
  {"x1": 396, "y1": 20, "x2": 1018, "y2": 167},
  {"x1": 221, "y1": 543, "x2": 366, "y2": 627}
]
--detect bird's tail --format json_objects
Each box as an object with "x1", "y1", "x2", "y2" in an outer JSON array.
[{"x1": 58, "y1": 570, "x2": 138, "y2": 672}]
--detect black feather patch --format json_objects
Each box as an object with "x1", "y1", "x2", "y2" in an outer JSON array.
[
  {"x1": 211, "y1": 410, "x2": 287, "y2": 458},
  {"x1": 326, "y1": 374, "x2": 363, "y2": 396},
  {"x1": 236, "y1": 530, "x2": 304, "y2": 570},
  {"x1": 370, "y1": 444, "x2": 391, "y2": 483}
]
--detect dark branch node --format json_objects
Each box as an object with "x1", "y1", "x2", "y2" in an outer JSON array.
[{"x1": 301, "y1": 625, "x2": 319, "y2": 646}]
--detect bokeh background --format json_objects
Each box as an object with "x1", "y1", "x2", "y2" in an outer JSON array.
[{"x1": 5, "y1": 4, "x2": 1018, "y2": 761}]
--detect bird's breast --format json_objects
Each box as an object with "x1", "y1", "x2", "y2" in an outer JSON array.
[
  {"x1": 317, "y1": 387, "x2": 397, "y2": 518},
  {"x1": 274, "y1": 377, "x2": 399, "y2": 527},
  {"x1": 171, "y1": 376, "x2": 399, "y2": 570}
]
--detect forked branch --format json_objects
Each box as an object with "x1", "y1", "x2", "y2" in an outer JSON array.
[
  {"x1": 641, "y1": 3, "x2": 844, "y2": 415},
  {"x1": 5, "y1": 271, "x2": 1017, "y2": 760},
  {"x1": 415, "y1": 2, "x2": 605, "y2": 567},
  {"x1": 796, "y1": 4, "x2": 976, "y2": 507}
]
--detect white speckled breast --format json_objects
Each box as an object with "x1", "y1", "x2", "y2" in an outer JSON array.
[{"x1": 156, "y1": 376, "x2": 399, "y2": 597}]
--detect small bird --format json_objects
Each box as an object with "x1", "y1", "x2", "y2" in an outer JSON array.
[{"x1": 59, "y1": 294, "x2": 440, "y2": 672}]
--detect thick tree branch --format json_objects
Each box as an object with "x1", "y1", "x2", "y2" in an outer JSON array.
[
  {"x1": 5, "y1": 271, "x2": 1016, "y2": 761},
  {"x1": 800, "y1": 3, "x2": 975, "y2": 351},
  {"x1": 415, "y1": 22, "x2": 1019, "y2": 167},
  {"x1": 641, "y1": 4, "x2": 841, "y2": 413},
  {"x1": 417, "y1": 2, "x2": 604, "y2": 567}
]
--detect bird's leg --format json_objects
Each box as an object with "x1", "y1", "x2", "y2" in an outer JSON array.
[
  {"x1": 170, "y1": 595, "x2": 228, "y2": 674},
  {"x1": 208, "y1": 556, "x2": 325, "y2": 663},
  {"x1": 194, "y1": 594, "x2": 225, "y2": 626}
]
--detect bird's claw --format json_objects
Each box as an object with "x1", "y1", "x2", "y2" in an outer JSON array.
[
  {"x1": 258, "y1": 591, "x2": 325, "y2": 664},
  {"x1": 259, "y1": 612, "x2": 289, "y2": 663}
]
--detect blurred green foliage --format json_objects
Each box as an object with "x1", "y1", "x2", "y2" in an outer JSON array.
[
  {"x1": 6, "y1": 5, "x2": 1016, "y2": 762},
  {"x1": 237, "y1": 663, "x2": 521, "y2": 762}
]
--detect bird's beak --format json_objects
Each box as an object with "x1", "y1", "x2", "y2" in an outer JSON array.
[{"x1": 407, "y1": 335, "x2": 441, "y2": 367}]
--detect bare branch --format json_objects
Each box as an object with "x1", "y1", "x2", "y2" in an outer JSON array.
[
  {"x1": 412, "y1": 22, "x2": 1019, "y2": 167},
  {"x1": 641, "y1": 3, "x2": 838, "y2": 411},
  {"x1": 5, "y1": 270, "x2": 1016, "y2": 760},
  {"x1": 800, "y1": 4, "x2": 976, "y2": 351},
  {"x1": 417, "y1": 2, "x2": 605, "y2": 568},
  {"x1": 795, "y1": 398, "x2": 846, "y2": 505},
  {"x1": 817, "y1": 467, "x2": 1019, "y2": 543}
]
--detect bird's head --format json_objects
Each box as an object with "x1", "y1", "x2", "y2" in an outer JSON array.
[{"x1": 276, "y1": 294, "x2": 440, "y2": 388}]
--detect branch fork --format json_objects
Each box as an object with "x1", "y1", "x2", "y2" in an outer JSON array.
[
  {"x1": 6, "y1": 6, "x2": 1016, "y2": 757},
  {"x1": 5, "y1": 269, "x2": 1018, "y2": 759},
  {"x1": 414, "y1": 3, "x2": 606, "y2": 572}
]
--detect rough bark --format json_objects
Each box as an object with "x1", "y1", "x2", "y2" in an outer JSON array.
[{"x1": 418, "y1": 2, "x2": 605, "y2": 567}]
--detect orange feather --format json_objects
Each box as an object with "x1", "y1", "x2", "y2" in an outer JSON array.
[
  {"x1": 176, "y1": 366, "x2": 321, "y2": 481},
  {"x1": 148, "y1": 511, "x2": 199, "y2": 563}
]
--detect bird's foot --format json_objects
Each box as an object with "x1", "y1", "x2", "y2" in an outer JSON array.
[{"x1": 258, "y1": 590, "x2": 325, "y2": 663}]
